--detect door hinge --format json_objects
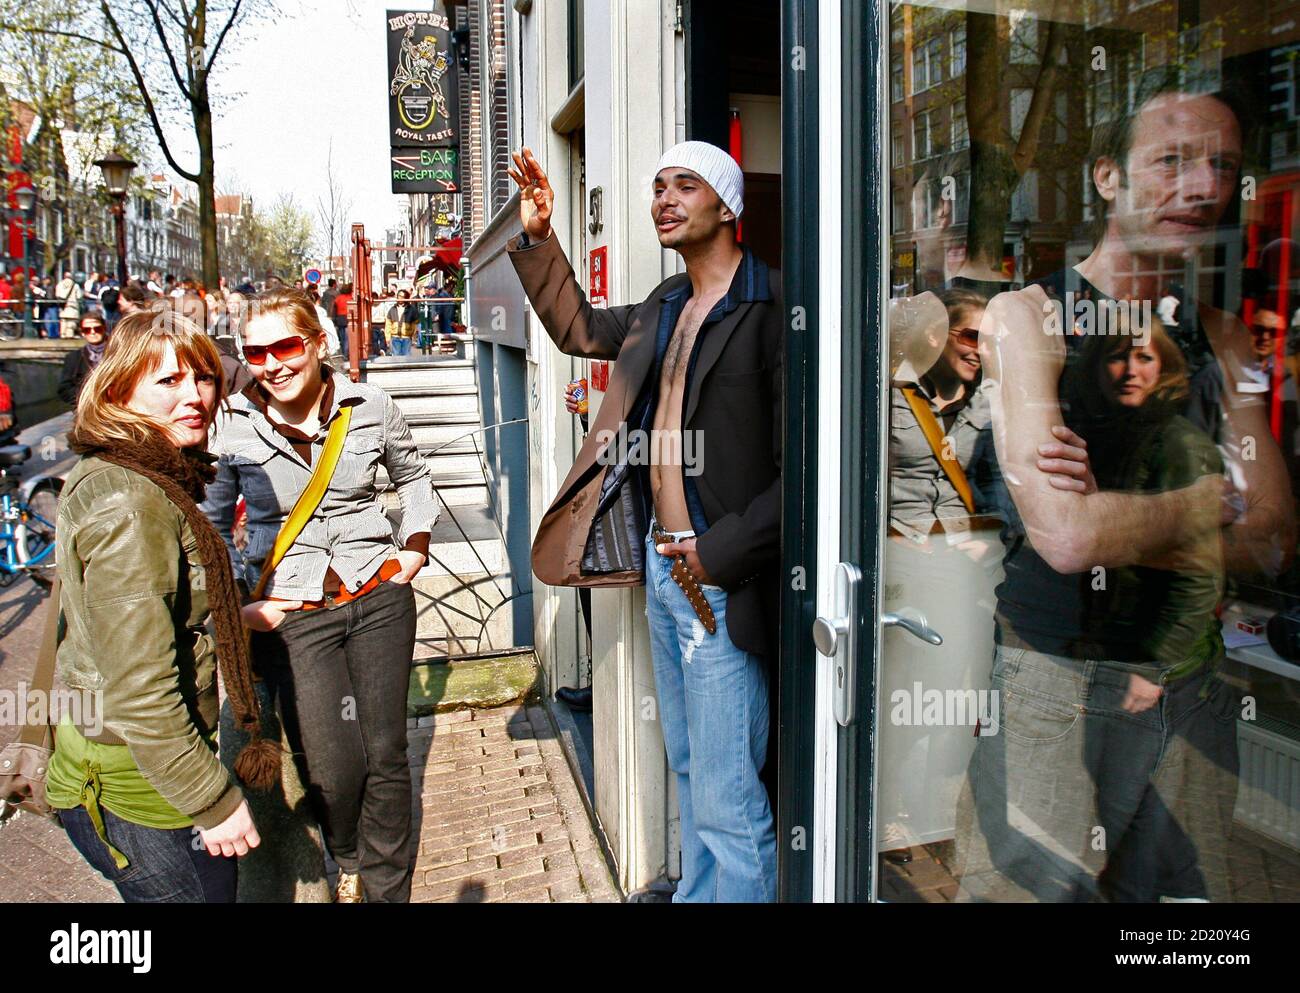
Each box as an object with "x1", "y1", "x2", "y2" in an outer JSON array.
[{"x1": 674, "y1": 2, "x2": 684, "y2": 34}]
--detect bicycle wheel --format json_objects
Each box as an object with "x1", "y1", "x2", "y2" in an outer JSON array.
[
  {"x1": 15, "y1": 482, "x2": 59, "y2": 589},
  {"x1": 0, "y1": 318, "x2": 23, "y2": 342}
]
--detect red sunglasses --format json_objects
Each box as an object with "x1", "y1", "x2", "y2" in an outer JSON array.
[
  {"x1": 242, "y1": 335, "x2": 310, "y2": 365},
  {"x1": 949, "y1": 327, "x2": 980, "y2": 347}
]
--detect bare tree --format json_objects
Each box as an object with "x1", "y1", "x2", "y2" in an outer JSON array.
[{"x1": 315, "y1": 137, "x2": 353, "y2": 271}]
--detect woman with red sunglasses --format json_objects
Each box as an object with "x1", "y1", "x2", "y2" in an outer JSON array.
[{"x1": 199, "y1": 289, "x2": 438, "y2": 903}]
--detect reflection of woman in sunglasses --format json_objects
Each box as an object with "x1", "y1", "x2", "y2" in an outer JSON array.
[
  {"x1": 57, "y1": 312, "x2": 109, "y2": 404},
  {"x1": 199, "y1": 289, "x2": 439, "y2": 903},
  {"x1": 888, "y1": 288, "x2": 994, "y2": 543}
]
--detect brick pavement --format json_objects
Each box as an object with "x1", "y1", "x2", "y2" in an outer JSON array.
[
  {"x1": 0, "y1": 562, "x2": 620, "y2": 905},
  {"x1": 407, "y1": 702, "x2": 621, "y2": 903}
]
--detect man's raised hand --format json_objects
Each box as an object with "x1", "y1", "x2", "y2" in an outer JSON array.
[{"x1": 508, "y1": 148, "x2": 554, "y2": 243}]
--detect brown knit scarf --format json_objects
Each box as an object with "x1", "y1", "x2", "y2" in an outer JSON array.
[{"x1": 68, "y1": 427, "x2": 281, "y2": 792}]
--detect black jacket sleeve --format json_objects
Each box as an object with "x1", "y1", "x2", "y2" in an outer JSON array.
[{"x1": 58, "y1": 349, "x2": 86, "y2": 406}]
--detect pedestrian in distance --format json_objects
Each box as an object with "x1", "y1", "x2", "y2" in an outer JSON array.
[{"x1": 58, "y1": 311, "x2": 110, "y2": 405}]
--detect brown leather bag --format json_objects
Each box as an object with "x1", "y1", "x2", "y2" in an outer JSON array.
[{"x1": 0, "y1": 578, "x2": 61, "y2": 824}]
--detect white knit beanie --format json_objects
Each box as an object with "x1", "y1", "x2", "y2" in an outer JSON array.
[{"x1": 655, "y1": 141, "x2": 744, "y2": 220}]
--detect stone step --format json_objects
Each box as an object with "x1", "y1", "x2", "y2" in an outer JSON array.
[
  {"x1": 379, "y1": 486, "x2": 488, "y2": 513},
  {"x1": 361, "y1": 358, "x2": 476, "y2": 394},
  {"x1": 397, "y1": 406, "x2": 479, "y2": 427},
  {"x1": 406, "y1": 653, "x2": 539, "y2": 714},
  {"x1": 408, "y1": 422, "x2": 482, "y2": 451},
  {"x1": 386, "y1": 390, "x2": 480, "y2": 417}
]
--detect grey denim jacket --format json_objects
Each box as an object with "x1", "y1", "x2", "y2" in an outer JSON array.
[{"x1": 200, "y1": 371, "x2": 439, "y2": 599}]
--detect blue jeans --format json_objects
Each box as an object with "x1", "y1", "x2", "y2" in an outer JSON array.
[
  {"x1": 954, "y1": 641, "x2": 1240, "y2": 903},
  {"x1": 58, "y1": 804, "x2": 237, "y2": 903},
  {"x1": 644, "y1": 525, "x2": 777, "y2": 902}
]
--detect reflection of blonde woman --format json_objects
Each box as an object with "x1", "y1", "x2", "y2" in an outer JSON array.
[{"x1": 881, "y1": 288, "x2": 1095, "y2": 857}]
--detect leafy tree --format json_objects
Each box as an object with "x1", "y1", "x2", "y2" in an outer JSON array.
[
  {"x1": 0, "y1": 3, "x2": 147, "y2": 278},
  {"x1": 1, "y1": 0, "x2": 272, "y2": 287}
]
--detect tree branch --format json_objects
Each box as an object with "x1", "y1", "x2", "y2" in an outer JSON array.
[
  {"x1": 0, "y1": 21, "x2": 124, "y2": 56},
  {"x1": 141, "y1": 0, "x2": 195, "y2": 101},
  {"x1": 1012, "y1": 12, "x2": 1068, "y2": 174},
  {"x1": 156, "y1": 0, "x2": 188, "y2": 32},
  {"x1": 207, "y1": 0, "x2": 244, "y2": 70},
  {"x1": 99, "y1": 0, "x2": 199, "y2": 183}
]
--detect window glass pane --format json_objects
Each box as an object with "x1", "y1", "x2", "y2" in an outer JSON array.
[{"x1": 879, "y1": 0, "x2": 1300, "y2": 905}]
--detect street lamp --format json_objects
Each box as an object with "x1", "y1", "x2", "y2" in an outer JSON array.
[
  {"x1": 12, "y1": 184, "x2": 35, "y2": 338},
  {"x1": 94, "y1": 151, "x2": 136, "y2": 285}
]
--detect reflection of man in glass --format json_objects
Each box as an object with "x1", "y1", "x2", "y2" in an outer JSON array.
[{"x1": 956, "y1": 74, "x2": 1295, "y2": 903}]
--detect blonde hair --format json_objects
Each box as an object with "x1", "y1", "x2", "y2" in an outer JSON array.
[
  {"x1": 249, "y1": 288, "x2": 328, "y2": 343},
  {"x1": 73, "y1": 310, "x2": 224, "y2": 448}
]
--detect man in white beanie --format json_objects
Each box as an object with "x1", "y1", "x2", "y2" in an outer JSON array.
[{"x1": 507, "y1": 142, "x2": 780, "y2": 901}]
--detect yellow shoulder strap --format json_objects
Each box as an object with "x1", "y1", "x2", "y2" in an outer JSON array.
[
  {"x1": 251, "y1": 404, "x2": 354, "y2": 600},
  {"x1": 900, "y1": 385, "x2": 975, "y2": 514}
]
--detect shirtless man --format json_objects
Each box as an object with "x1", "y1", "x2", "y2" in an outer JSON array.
[{"x1": 507, "y1": 142, "x2": 782, "y2": 901}]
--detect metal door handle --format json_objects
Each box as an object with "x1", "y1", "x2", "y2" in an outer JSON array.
[
  {"x1": 881, "y1": 608, "x2": 943, "y2": 646},
  {"x1": 812, "y1": 562, "x2": 862, "y2": 727}
]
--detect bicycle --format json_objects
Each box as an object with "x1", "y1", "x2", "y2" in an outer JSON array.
[{"x1": 0, "y1": 443, "x2": 61, "y2": 590}]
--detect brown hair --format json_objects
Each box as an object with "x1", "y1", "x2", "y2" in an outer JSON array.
[
  {"x1": 1083, "y1": 324, "x2": 1189, "y2": 408},
  {"x1": 937, "y1": 287, "x2": 987, "y2": 330},
  {"x1": 73, "y1": 310, "x2": 224, "y2": 448}
]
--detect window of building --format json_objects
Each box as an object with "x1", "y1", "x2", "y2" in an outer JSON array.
[
  {"x1": 951, "y1": 170, "x2": 971, "y2": 223},
  {"x1": 1010, "y1": 167, "x2": 1039, "y2": 221},
  {"x1": 951, "y1": 25, "x2": 966, "y2": 77},
  {"x1": 892, "y1": 60, "x2": 905, "y2": 102},
  {"x1": 1009, "y1": 11, "x2": 1038, "y2": 65},
  {"x1": 568, "y1": 0, "x2": 584, "y2": 88},
  {"x1": 912, "y1": 35, "x2": 944, "y2": 91},
  {"x1": 1010, "y1": 87, "x2": 1033, "y2": 140},
  {"x1": 951, "y1": 102, "x2": 969, "y2": 149},
  {"x1": 892, "y1": 123, "x2": 905, "y2": 167},
  {"x1": 913, "y1": 109, "x2": 935, "y2": 159}
]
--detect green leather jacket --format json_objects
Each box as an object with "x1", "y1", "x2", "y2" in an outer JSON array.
[{"x1": 55, "y1": 456, "x2": 242, "y2": 829}]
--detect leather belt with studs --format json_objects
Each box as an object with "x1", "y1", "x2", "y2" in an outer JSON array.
[{"x1": 652, "y1": 527, "x2": 717, "y2": 635}]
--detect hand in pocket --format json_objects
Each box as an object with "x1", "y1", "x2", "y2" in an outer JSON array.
[{"x1": 241, "y1": 599, "x2": 304, "y2": 632}]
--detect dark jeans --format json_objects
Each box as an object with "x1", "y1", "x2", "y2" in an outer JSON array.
[
  {"x1": 252, "y1": 577, "x2": 417, "y2": 902},
  {"x1": 334, "y1": 316, "x2": 348, "y2": 358},
  {"x1": 58, "y1": 804, "x2": 236, "y2": 903}
]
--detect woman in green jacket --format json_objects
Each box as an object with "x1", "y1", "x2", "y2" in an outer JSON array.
[{"x1": 47, "y1": 311, "x2": 277, "y2": 903}]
